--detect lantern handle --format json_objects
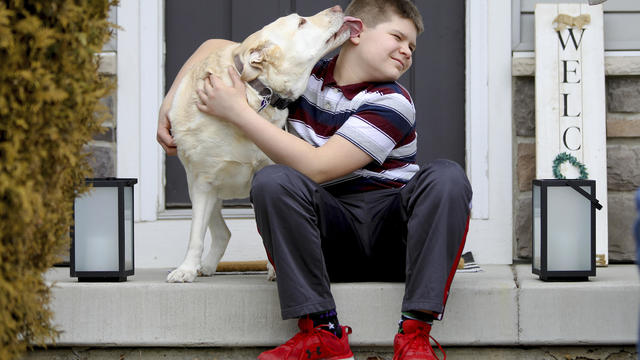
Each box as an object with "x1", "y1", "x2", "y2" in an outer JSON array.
[{"x1": 565, "y1": 181, "x2": 603, "y2": 210}]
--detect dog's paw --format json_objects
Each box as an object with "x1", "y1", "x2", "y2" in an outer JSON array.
[
  {"x1": 166, "y1": 267, "x2": 198, "y2": 283},
  {"x1": 198, "y1": 264, "x2": 217, "y2": 277},
  {"x1": 266, "y1": 262, "x2": 277, "y2": 281}
]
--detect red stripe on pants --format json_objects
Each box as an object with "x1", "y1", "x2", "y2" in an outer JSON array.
[{"x1": 438, "y1": 214, "x2": 471, "y2": 319}]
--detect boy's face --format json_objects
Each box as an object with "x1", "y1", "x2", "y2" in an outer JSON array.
[{"x1": 354, "y1": 13, "x2": 417, "y2": 82}]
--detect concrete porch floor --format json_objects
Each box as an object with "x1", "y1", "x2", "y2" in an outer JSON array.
[{"x1": 42, "y1": 264, "x2": 639, "y2": 348}]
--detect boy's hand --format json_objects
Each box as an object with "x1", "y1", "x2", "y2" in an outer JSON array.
[
  {"x1": 197, "y1": 66, "x2": 249, "y2": 123},
  {"x1": 157, "y1": 103, "x2": 177, "y2": 156}
]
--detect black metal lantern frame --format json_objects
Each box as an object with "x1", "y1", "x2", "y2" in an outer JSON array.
[
  {"x1": 71, "y1": 178, "x2": 137, "y2": 282},
  {"x1": 532, "y1": 179, "x2": 601, "y2": 281}
]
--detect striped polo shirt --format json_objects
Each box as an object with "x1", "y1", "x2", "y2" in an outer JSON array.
[{"x1": 287, "y1": 56, "x2": 419, "y2": 196}]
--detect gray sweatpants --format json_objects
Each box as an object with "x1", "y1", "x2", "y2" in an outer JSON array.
[{"x1": 250, "y1": 159, "x2": 472, "y2": 320}]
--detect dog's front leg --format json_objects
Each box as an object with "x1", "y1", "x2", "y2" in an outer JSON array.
[
  {"x1": 167, "y1": 186, "x2": 217, "y2": 283},
  {"x1": 199, "y1": 199, "x2": 229, "y2": 276}
]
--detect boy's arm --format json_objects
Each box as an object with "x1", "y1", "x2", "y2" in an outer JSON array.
[
  {"x1": 197, "y1": 67, "x2": 374, "y2": 183},
  {"x1": 157, "y1": 39, "x2": 235, "y2": 155}
]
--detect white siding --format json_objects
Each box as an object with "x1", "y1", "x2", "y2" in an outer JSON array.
[{"x1": 513, "y1": 0, "x2": 640, "y2": 51}]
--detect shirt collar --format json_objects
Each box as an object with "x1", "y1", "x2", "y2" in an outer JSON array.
[{"x1": 321, "y1": 55, "x2": 373, "y2": 100}]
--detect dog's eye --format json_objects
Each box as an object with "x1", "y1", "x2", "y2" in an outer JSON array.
[{"x1": 298, "y1": 18, "x2": 307, "y2": 27}]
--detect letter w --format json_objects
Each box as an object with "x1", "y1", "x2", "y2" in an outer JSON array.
[{"x1": 557, "y1": 28, "x2": 586, "y2": 50}]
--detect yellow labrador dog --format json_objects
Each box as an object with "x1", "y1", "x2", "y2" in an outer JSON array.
[{"x1": 167, "y1": 6, "x2": 362, "y2": 282}]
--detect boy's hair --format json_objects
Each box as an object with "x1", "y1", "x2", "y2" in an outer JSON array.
[{"x1": 345, "y1": 0, "x2": 424, "y2": 34}]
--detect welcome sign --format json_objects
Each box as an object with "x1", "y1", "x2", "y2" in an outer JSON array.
[{"x1": 535, "y1": 4, "x2": 608, "y2": 264}]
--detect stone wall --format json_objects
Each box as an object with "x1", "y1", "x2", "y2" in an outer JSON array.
[
  {"x1": 88, "y1": 7, "x2": 117, "y2": 178},
  {"x1": 513, "y1": 58, "x2": 640, "y2": 262}
]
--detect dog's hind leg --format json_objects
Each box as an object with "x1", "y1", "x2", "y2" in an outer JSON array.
[
  {"x1": 199, "y1": 199, "x2": 229, "y2": 276},
  {"x1": 167, "y1": 182, "x2": 217, "y2": 283}
]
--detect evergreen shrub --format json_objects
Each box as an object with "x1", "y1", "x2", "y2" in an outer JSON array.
[{"x1": 0, "y1": 1, "x2": 116, "y2": 358}]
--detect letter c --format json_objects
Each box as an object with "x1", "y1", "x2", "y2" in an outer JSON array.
[{"x1": 563, "y1": 126, "x2": 582, "y2": 151}]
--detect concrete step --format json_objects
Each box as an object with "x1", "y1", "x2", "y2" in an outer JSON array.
[{"x1": 45, "y1": 265, "x2": 639, "y2": 347}]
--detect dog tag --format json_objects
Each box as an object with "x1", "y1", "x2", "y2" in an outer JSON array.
[
  {"x1": 258, "y1": 98, "x2": 268, "y2": 113},
  {"x1": 258, "y1": 90, "x2": 272, "y2": 113}
]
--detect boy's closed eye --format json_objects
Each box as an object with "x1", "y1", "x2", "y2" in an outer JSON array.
[{"x1": 391, "y1": 32, "x2": 416, "y2": 52}]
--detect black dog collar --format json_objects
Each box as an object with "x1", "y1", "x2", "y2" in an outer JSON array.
[{"x1": 233, "y1": 55, "x2": 294, "y2": 111}]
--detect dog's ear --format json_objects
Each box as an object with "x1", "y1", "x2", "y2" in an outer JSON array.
[
  {"x1": 240, "y1": 47, "x2": 265, "y2": 82},
  {"x1": 238, "y1": 40, "x2": 281, "y2": 82}
]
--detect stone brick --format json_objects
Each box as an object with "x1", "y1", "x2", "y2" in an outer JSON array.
[
  {"x1": 512, "y1": 56, "x2": 535, "y2": 76},
  {"x1": 515, "y1": 194, "x2": 532, "y2": 260},
  {"x1": 606, "y1": 55, "x2": 640, "y2": 76},
  {"x1": 607, "y1": 113, "x2": 640, "y2": 137},
  {"x1": 87, "y1": 144, "x2": 116, "y2": 178},
  {"x1": 100, "y1": 91, "x2": 116, "y2": 121},
  {"x1": 607, "y1": 76, "x2": 640, "y2": 113},
  {"x1": 607, "y1": 144, "x2": 640, "y2": 191},
  {"x1": 608, "y1": 192, "x2": 637, "y2": 263},
  {"x1": 513, "y1": 77, "x2": 535, "y2": 137},
  {"x1": 98, "y1": 52, "x2": 116, "y2": 75},
  {"x1": 517, "y1": 142, "x2": 535, "y2": 192},
  {"x1": 92, "y1": 127, "x2": 114, "y2": 142}
]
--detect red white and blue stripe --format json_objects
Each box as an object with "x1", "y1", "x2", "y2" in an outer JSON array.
[{"x1": 287, "y1": 56, "x2": 419, "y2": 195}]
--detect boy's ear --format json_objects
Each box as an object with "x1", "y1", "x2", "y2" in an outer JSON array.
[{"x1": 347, "y1": 24, "x2": 365, "y2": 46}]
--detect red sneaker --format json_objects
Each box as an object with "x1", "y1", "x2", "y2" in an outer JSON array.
[
  {"x1": 393, "y1": 319, "x2": 446, "y2": 360},
  {"x1": 258, "y1": 318, "x2": 354, "y2": 360}
]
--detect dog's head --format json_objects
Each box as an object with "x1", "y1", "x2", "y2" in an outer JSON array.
[{"x1": 233, "y1": 6, "x2": 362, "y2": 100}]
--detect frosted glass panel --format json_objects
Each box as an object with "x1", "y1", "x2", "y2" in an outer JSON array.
[
  {"x1": 546, "y1": 186, "x2": 591, "y2": 271},
  {"x1": 124, "y1": 186, "x2": 133, "y2": 271},
  {"x1": 74, "y1": 187, "x2": 119, "y2": 271},
  {"x1": 533, "y1": 184, "x2": 541, "y2": 271}
]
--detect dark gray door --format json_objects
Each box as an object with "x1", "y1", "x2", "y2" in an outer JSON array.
[{"x1": 164, "y1": 0, "x2": 465, "y2": 208}]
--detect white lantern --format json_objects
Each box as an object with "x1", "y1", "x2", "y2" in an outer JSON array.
[
  {"x1": 532, "y1": 179, "x2": 602, "y2": 281},
  {"x1": 71, "y1": 178, "x2": 137, "y2": 282}
]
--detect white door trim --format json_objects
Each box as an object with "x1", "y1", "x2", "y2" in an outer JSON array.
[
  {"x1": 464, "y1": 0, "x2": 513, "y2": 264},
  {"x1": 116, "y1": 0, "x2": 164, "y2": 222},
  {"x1": 466, "y1": 0, "x2": 490, "y2": 220}
]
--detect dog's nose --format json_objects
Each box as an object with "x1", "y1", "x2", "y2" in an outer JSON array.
[{"x1": 330, "y1": 5, "x2": 342, "y2": 13}]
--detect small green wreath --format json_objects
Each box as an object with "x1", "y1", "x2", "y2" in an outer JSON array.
[{"x1": 552, "y1": 152, "x2": 589, "y2": 179}]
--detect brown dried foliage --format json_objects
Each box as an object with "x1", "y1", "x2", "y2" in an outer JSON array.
[{"x1": 0, "y1": 1, "x2": 117, "y2": 358}]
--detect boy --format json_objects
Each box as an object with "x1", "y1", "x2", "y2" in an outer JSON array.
[{"x1": 157, "y1": 1, "x2": 472, "y2": 359}]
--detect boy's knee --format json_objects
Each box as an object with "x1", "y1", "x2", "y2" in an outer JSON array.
[
  {"x1": 251, "y1": 165, "x2": 306, "y2": 203},
  {"x1": 415, "y1": 159, "x2": 472, "y2": 203},
  {"x1": 421, "y1": 159, "x2": 468, "y2": 187},
  {"x1": 253, "y1": 164, "x2": 284, "y2": 187},
  {"x1": 252, "y1": 165, "x2": 288, "y2": 195}
]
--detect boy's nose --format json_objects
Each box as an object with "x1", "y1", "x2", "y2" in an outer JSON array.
[
  {"x1": 329, "y1": 5, "x2": 343, "y2": 13},
  {"x1": 400, "y1": 45, "x2": 411, "y2": 57}
]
